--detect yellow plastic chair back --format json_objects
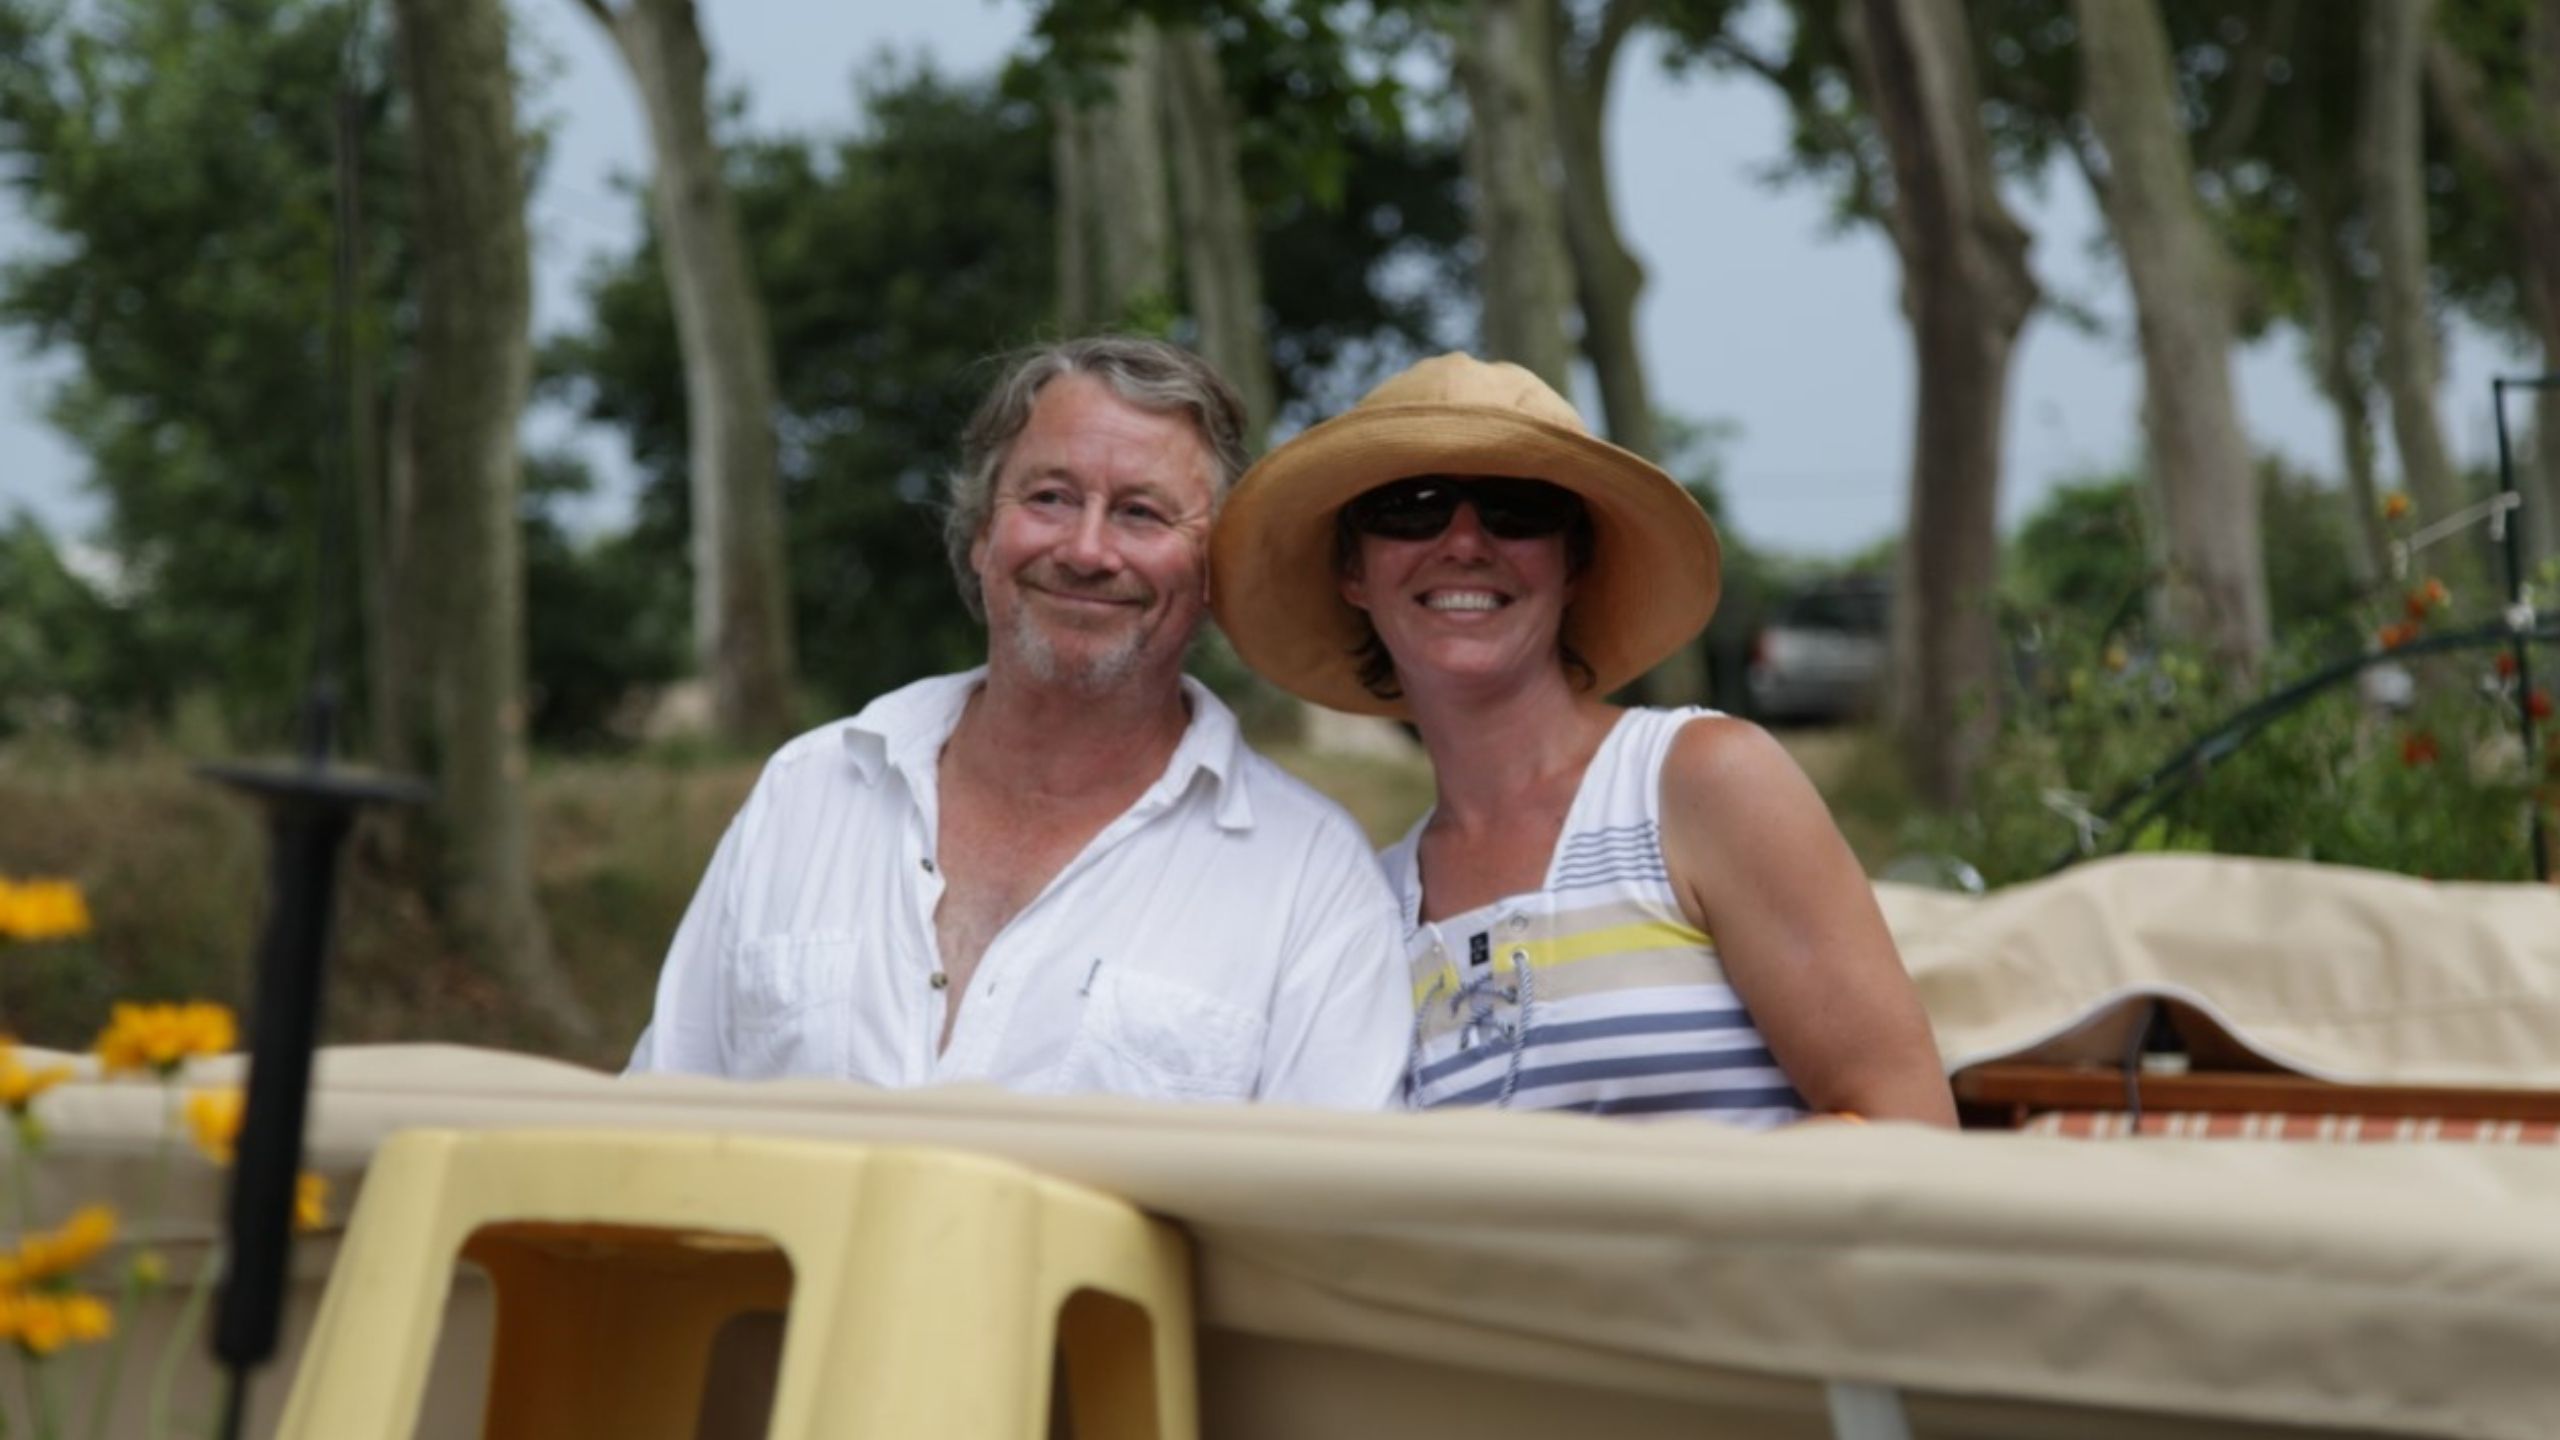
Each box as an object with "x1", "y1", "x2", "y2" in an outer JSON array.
[{"x1": 275, "y1": 1128, "x2": 1197, "y2": 1440}]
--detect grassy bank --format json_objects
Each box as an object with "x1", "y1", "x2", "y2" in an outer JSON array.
[{"x1": 0, "y1": 742, "x2": 1442, "y2": 1070}]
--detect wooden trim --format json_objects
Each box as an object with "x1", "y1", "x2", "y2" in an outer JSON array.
[{"x1": 1954, "y1": 1063, "x2": 2560, "y2": 1123}]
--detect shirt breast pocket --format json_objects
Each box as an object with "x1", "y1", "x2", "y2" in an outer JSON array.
[
  {"x1": 725, "y1": 934, "x2": 862, "y2": 1078},
  {"x1": 1052, "y1": 967, "x2": 1266, "y2": 1103}
]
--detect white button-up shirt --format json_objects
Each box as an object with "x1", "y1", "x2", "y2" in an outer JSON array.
[{"x1": 628, "y1": 670, "x2": 1411, "y2": 1108}]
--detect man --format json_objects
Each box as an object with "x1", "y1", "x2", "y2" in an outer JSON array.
[{"x1": 629, "y1": 337, "x2": 1411, "y2": 1107}]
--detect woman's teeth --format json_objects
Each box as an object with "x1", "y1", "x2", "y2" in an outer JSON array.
[{"x1": 1424, "y1": 591, "x2": 1502, "y2": 612}]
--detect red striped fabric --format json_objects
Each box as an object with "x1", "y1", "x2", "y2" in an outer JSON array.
[{"x1": 2019, "y1": 1111, "x2": 2560, "y2": 1144}]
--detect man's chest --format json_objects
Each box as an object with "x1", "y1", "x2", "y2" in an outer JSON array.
[{"x1": 931, "y1": 785, "x2": 1130, "y2": 984}]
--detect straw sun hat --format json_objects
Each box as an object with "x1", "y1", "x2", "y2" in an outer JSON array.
[{"x1": 1209, "y1": 352, "x2": 1721, "y2": 717}]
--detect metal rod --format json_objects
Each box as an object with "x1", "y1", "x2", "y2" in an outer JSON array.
[{"x1": 2491, "y1": 376, "x2": 2552, "y2": 880}]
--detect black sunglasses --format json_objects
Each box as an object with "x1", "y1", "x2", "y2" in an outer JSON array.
[{"x1": 1341, "y1": 477, "x2": 1586, "y2": 542}]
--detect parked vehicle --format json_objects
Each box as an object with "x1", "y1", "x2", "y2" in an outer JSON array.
[{"x1": 1746, "y1": 575, "x2": 1889, "y2": 723}]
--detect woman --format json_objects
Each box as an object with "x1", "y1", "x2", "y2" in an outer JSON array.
[{"x1": 1211, "y1": 354, "x2": 1954, "y2": 1126}]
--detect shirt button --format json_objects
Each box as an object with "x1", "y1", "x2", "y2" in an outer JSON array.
[
  {"x1": 929, "y1": 971, "x2": 949, "y2": 990},
  {"x1": 1505, "y1": 913, "x2": 1529, "y2": 934},
  {"x1": 920, "y1": 858, "x2": 937, "y2": 874}
]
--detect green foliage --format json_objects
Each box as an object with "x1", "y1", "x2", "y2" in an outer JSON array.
[
  {"x1": 0, "y1": 0, "x2": 409, "y2": 745},
  {"x1": 520, "y1": 455, "x2": 686, "y2": 748},
  {"x1": 550, "y1": 59, "x2": 1471, "y2": 717},
  {"x1": 0, "y1": 519, "x2": 165, "y2": 742},
  {"x1": 1907, "y1": 624, "x2": 2551, "y2": 886},
  {"x1": 1906, "y1": 472, "x2": 2548, "y2": 886}
]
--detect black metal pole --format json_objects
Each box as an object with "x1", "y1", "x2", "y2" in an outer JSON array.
[
  {"x1": 199, "y1": 758, "x2": 427, "y2": 1432},
  {"x1": 2490, "y1": 377, "x2": 2550, "y2": 880}
]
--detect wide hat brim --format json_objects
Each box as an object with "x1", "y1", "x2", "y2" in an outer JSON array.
[{"x1": 1211, "y1": 399, "x2": 1721, "y2": 718}]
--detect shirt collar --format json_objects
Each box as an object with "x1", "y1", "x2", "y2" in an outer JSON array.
[{"x1": 835, "y1": 667, "x2": 1256, "y2": 832}]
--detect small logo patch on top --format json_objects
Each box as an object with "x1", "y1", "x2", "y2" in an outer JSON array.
[{"x1": 1468, "y1": 932, "x2": 1490, "y2": 968}]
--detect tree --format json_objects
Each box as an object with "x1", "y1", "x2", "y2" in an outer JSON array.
[
  {"x1": 2430, "y1": 0, "x2": 2560, "y2": 565},
  {"x1": 1021, "y1": 0, "x2": 1471, "y2": 427},
  {"x1": 1052, "y1": 20, "x2": 1175, "y2": 330},
  {"x1": 1454, "y1": 0, "x2": 1576, "y2": 387},
  {"x1": 391, "y1": 0, "x2": 591, "y2": 1040},
  {"x1": 2362, "y1": 0, "x2": 2468, "y2": 541},
  {"x1": 2073, "y1": 0, "x2": 2271, "y2": 680},
  {"x1": 1672, "y1": 0, "x2": 2037, "y2": 802},
  {"x1": 570, "y1": 0, "x2": 796, "y2": 748},
  {"x1": 1552, "y1": 0, "x2": 1661, "y2": 462},
  {"x1": 0, "y1": 0, "x2": 407, "y2": 745},
  {"x1": 555, "y1": 63, "x2": 1472, "y2": 714},
  {"x1": 1159, "y1": 20, "x2": 1279, "y2": 444},
  {"x1": 1553, "y1": 0, "x2": 1721, "y2": 702}
]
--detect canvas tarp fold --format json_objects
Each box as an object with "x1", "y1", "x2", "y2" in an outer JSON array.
[{"x1": 1880, "y1": 854, "x2": 2560, "y2": 1085}]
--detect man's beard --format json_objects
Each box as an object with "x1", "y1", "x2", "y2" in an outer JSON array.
[{"x1": 998, "y1": 587, "x2": 1156, "y2": 695}]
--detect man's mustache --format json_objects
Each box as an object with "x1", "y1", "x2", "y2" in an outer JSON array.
[{"x1": 1024, "y1": 568, "x2": 1152, "y2": 606}]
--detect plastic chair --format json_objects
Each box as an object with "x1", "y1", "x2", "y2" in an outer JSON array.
[{"x1": 274, "y1": 1128, "x2": 1198, "y2": 1440}]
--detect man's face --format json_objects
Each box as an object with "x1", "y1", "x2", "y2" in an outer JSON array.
[{"x1": 972, "y1": 373, "x2": 1217, "y2": 697}]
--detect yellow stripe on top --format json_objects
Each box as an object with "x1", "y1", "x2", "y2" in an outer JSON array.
[{"x1": 1409, "y1": 919, "x2": 1713, "y2": 1006}]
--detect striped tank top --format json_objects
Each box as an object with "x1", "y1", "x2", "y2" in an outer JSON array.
[{"x1": 1387, "y1": 707, "x2": 1809, "y2": 1126}]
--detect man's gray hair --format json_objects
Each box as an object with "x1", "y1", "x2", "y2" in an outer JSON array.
[{"x1": 945, "y1": 336, "x2": 1251, "y2": 620}]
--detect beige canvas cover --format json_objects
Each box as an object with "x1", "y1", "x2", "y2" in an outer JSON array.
[
  {"x1": 12, "y1": 1038, "x2": 2560, "y2": 1440},
  {"x1": 1882, "y1": 853, "x2": 2560, "y2": 1086}
]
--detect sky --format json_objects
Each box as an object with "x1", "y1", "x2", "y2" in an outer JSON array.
[{"x1": 0, "y1": 1, "x2": 2543, "y2": 561}]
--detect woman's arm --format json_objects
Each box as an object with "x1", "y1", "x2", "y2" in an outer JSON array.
[{"x1": 1658, "y1": 716, "x2": 1957, "y2": 1127}]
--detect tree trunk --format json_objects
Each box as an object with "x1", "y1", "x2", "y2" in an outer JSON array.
[
  {"x1": 2428, "y1": 8, "x2": 2560, "y2": 568},
  {"x1": 1843, "y1": 0, "x2": 2037, "y2": 808},
  {"x1": 2074, "y1": 0, "x2": 2271, "y2": 680},
  {"x1": 393, "y1": 0, "x2": 593, "y2": 1043},
  {"x1": 2361, "y1": 0, "x2": 2468, "y2": 546},
  {"x1": 1550, "y1": 0, "x2": 1704, "y2": 703},
  {"x1": 1055, "y1": 22, "x2": 1174, "y2": 331},
  {"x1": 2294, "y1": 170, "x2": 2390, "y2": 586},
  {"x1": 1454, "y1": 0, "x2": 1576, "y2": 389},
  {"x1": 580, "y1": 0, "x2": 796, "y2": 749},
  {"x1": 1158, "y1": 22, "x2": 1276, "y2": 447},
  {"x1": 1552, "y1": 0, "x2": 1657, "y2": 463}
]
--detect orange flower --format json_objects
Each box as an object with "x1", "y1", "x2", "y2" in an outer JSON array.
[
  {"x1": 0, "y1": 877, "x2": 92, "y2": 943},
  {"x1": 2404, "y1": 593, "x2": 2431, "y2": 622},
  {"x1": 2421, "y1": 577, "x2": 2450, "y2": 608},
  {"x1": 93, "y1": 1001, "x2": 237, "y2": 1077},
  {"x1": 2400, "y1": 731, "x2": 2441, "y2": 768},
  {"x1": 2496, "y1": 651, "x2": 2521, "y2": 679},
  {"x1": 2382, "y1": 491, "x2": 2413, "y2": 521},
  {"x1": 0, "y1": 1205, "x2": 117, "y2": 1288},
  {"x1": 0, "y1": 1289, "x2": 114, "y2": 1355},
  {"x1": 2377, "y1": 621, "x2": 2418, "y2": 651},
  {"x1": 0, "y1": 1040, "x2": 73, "y2": 1115},
  {"x1": 2529, "y1": 689, "x2": 2555, "y2": 722},
  {"x1": 185, "y1": 1088, "x2": 244, "y2": 1165},
  {"x1": 295, "y1": 1172, "x2": 331, "y2": 1234}
]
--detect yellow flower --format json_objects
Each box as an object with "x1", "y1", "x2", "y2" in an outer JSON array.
[
  {"x1": 295, "y1": 1172, "x2": 331, "y2": 1234},
  {"x1": 130, "y1": 1250, "x2": 167, "y2": 1291},
  {"x1": 0, "y1": 1039, "x2": 74, "y2": 1115},
  {"x1": 0, "y1": 1290, "x2": 114, "y2": 1355},
  {"x1": 0, "y1": 877, "x2": 93, "y2": 943},
  {"x1": 2382, "y1": 491, "x2": 2413, "y2": 521},
  {"x1": 94, "y1": 1001, "x2": 238, "y2": 1077},
  {"x1": 186, "y1": 1088, "x2": 244, "y2": 1165},
  {"x1": 0, "y1": 1205, "x2": 118, "y2": 1287}
]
